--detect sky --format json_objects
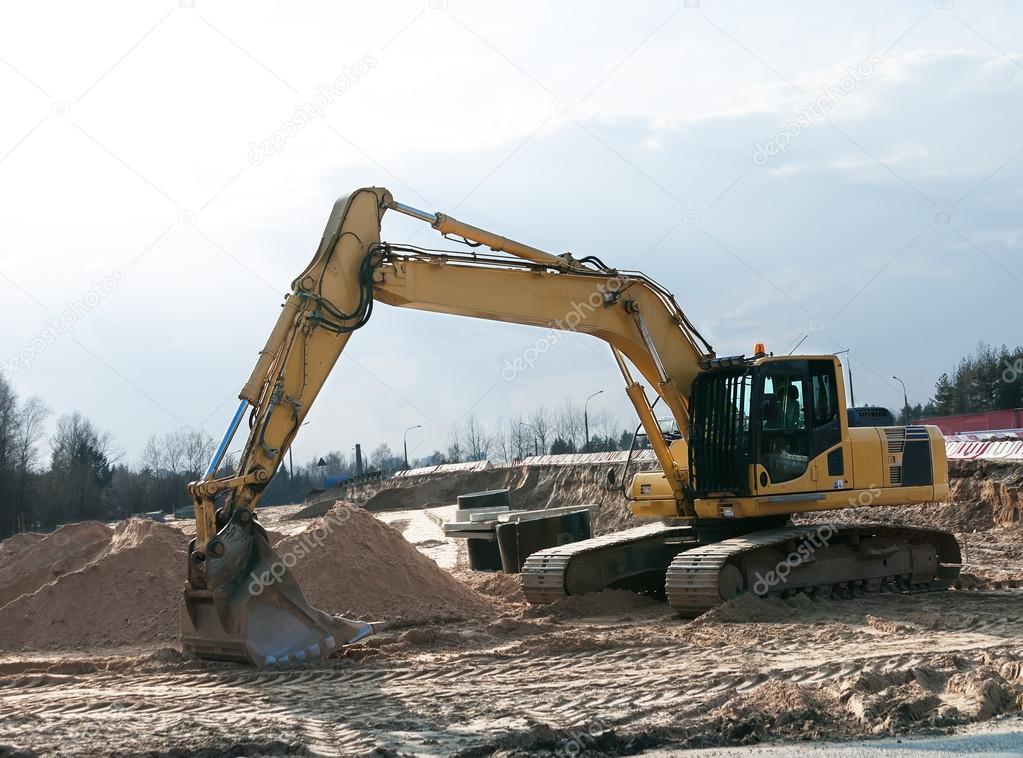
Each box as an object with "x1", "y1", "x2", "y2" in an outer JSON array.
[{"x1": 1, "y1": 0, "x2": 1021, "y2": 468}]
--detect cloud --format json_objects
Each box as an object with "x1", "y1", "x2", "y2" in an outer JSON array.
[{"x1": 2, "y1": 2, "x2": 1022, "y2": 460}]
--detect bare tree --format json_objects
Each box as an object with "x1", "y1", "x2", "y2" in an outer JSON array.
[
  {"x1": 0, "y1": 375, "x2": 17, "y2": 470},
  {"x1": 369, "y1": 443, "x2": 401, "y2": 473},
  {"x1": 528, "y1": 405, "x2": 553, "y2": 454},
  {"x1": 0, "y1": 375, "x2": 19, "y2": 534},
  {"x1": 163, "y1": 430, "x2": 186, "y2": 474},
  {"x1": 139, "y1": 435, "x2": 164, "y2": 473},
  {"x1": 464, "y1": 414, "x2": 490, "y2": 461},
  {"x1": 182, "y1": 429, "x2": 216, "y2": 476},
  {"x1": 14, "y1": 396, "x2": 49, "y2": 527},
  {"x1": 593, "y1": 408, "x2": 619, "y2": 444},
  {"x1": 555, "y1": 398, "x2": 584, "y2": 450},
  {"x1": 445, "y1": 422, "x2": 464, "y2": 463},
  {"x1": 491, "y1": 416, "x2": 513, "y2": 462},
  {"x1": 48, "y1": 412, "x2": 114, "y2": 524},
  {"x1": 509, "y1": 415, "x2": 530, "y2": 459}
]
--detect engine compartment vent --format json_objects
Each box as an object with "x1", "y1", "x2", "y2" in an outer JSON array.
[
  {"x1": 889, "y1": 465, "x2": 903, "y2": 485},
  {"x1": 884, "y1": 428, "x2": 906, "y2": 455}
]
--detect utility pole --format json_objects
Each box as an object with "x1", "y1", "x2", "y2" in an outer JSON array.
[
  {"x1": 403, "y1": 424, "x2": 422, "y2": 469},
  {"x1": 583, "y1": 389, "x2": 604, "y2": 453},
  {"x1": 893, "y1": 375, "x2": 910, "y2": 425},
  {"x1": 287, "y1": 421, "x2": 309, "y2": 481},
  {"x1": 835, "y1": 348, "x2": 855, "y2": 407}
]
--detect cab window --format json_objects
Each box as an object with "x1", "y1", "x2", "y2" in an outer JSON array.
[
  {"x1": 762, "y1": 375, "x2": 805, "y2": 431},
  {"x1": 809, "y1": 360, "x2": 841, "y2": 455},
  {"x1": 759, "y1": 373, "x2": 809, "y2": 483}
]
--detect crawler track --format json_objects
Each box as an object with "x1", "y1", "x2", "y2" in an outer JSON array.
[
  {"x1": 666, "y1": 524, "x2": 962, "y2": 616},
  {"x1": 521, "y1": 524, "x2": 696, "y2": 603}
]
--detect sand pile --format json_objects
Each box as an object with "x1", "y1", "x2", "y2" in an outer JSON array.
[
  {"x1": 279, "y1": 502, "x2": 495, "y2": 625},
  {"x1": 0, "y1": 505, "x2": 498, "y2": 650},
  {"x1": 459, "y1": 571, "x2": 526, "y2": 605},
  {"x1": 0, "y1": 531, "x2": 45, "y2": 565},
  {"x1": 0, "y1": 519, "x2": 187, "y2": 651},
  {"x1": 0, "y1": 521, "x2": 114, "y2": 608}
]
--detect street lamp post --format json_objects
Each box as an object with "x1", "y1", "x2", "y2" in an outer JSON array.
[
  {"x1": 892, "y1": 376, "x2": 910, "y2": 425},
  {"x1": 583, "y1": 390, "x2": 604, "y2": 453},
  {"x1": 518, "y1": 421, "x2": 538, "y2": 456},
  {"x1": 403, "y1": 424, "x2": 422, "y2": 469}
]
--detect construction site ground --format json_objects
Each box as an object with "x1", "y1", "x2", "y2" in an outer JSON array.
[{"x1": 2, "y1": 459, "x2": 1023, "y2": 757}]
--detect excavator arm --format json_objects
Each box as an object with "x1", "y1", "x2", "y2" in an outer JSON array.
[{"x1": 182, "y1": 186, "x2": 712, "y2": 664}]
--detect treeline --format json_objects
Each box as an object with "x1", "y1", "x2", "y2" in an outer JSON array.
[
  {"x1": 0, "y1": 370, "x2": 227, "y2": 537},
  {"x1": 929, "y1": 343, "x2": 1023, "y2": 416},
  {"x1": 901, "y1": 343, "x2": 1023, "y2": 422},
  {"x1": 0, "y1": 371, "x2": 637, "y2": 537}
]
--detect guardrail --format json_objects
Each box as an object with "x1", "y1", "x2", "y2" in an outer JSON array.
[
  {"x1": 390, "y1": 450, "x2": 659, "y2": 478},
  {"x1": 946, "y1": 439, "x2": 1023, "y2": 461},
  {"x1": 391, "y1": 460, "x2": 495, "y2": 478},
  {"x1": 518, "y1": 450, "x2": 658, "y2": 467},
  {"x1": 945, "y1": 429, "x2": 1023, "y2": 442}
]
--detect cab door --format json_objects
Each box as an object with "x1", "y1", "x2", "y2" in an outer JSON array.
[
  {"x1": 807, "y1": 358, "x2": 847, "y2": 489},
  {"x1": 754, "y1": 361, "x2": 812, "y2": 492}
]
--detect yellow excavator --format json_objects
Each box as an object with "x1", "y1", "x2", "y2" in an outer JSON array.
[{"x1": 181, "y1": 187, "x2": 961, "y2": 665}]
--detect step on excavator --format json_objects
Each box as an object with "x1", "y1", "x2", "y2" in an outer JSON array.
[{"x1": 182, "y1": 187, "x2": 961, "y2": 665}]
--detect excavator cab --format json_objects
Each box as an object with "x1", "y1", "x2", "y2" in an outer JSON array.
[
  {"x1": 684, "y1": 353, "x2": 948, "y2": 521},
  {"x1": 688, "y1": 355, "x2": 849, "y2": 498}
]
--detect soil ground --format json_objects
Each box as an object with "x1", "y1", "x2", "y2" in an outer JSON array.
[{"x1": 2, "y1": 459, "x2": 1023, "y2": 757}]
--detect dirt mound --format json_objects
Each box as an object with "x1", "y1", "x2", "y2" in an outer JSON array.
[
  {"x1": 286, "y1": 498, "x2": 360, "y2": 521},
  {"x1": 458, "y1": 571, "x2": 526, "y2": 605},
  {"x1": 0, "y1": 519, "x2": 187, "y2": 651},
  {"x1": 0, "y1": 505, "x2": 496, "y2": 651},
  {"x1": 359, "y1": 462, "x2": 653, "y2": 535},
  {"x1": 0, "y1": 521, "x2": 114, "y2": 608},
  {"x1": 0, "y1": 531, "x2": 44, "y2": 565},
  {"x1": 362, "y1": 469, "x2": 513, "y2": 511},
  {"x1": 708, "y1": 680, "x2": 846, "y2": 742},
  {"x1": 949, "y1": 459, "x2": 1023, "y2": 526},
  {"x1": 695, "y1": 593, "x2": 814, "y2": 621},
  {"x1": 792, "y1": 460, "x2": 1023, "y2": 534},
  {"x1": 282, "y1": 502, "x2": 495, "y2": 625}
]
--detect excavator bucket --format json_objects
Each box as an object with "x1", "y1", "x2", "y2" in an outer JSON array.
[{"x1": 181, "y1": 508, "x2": 377, "y2": 665}]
